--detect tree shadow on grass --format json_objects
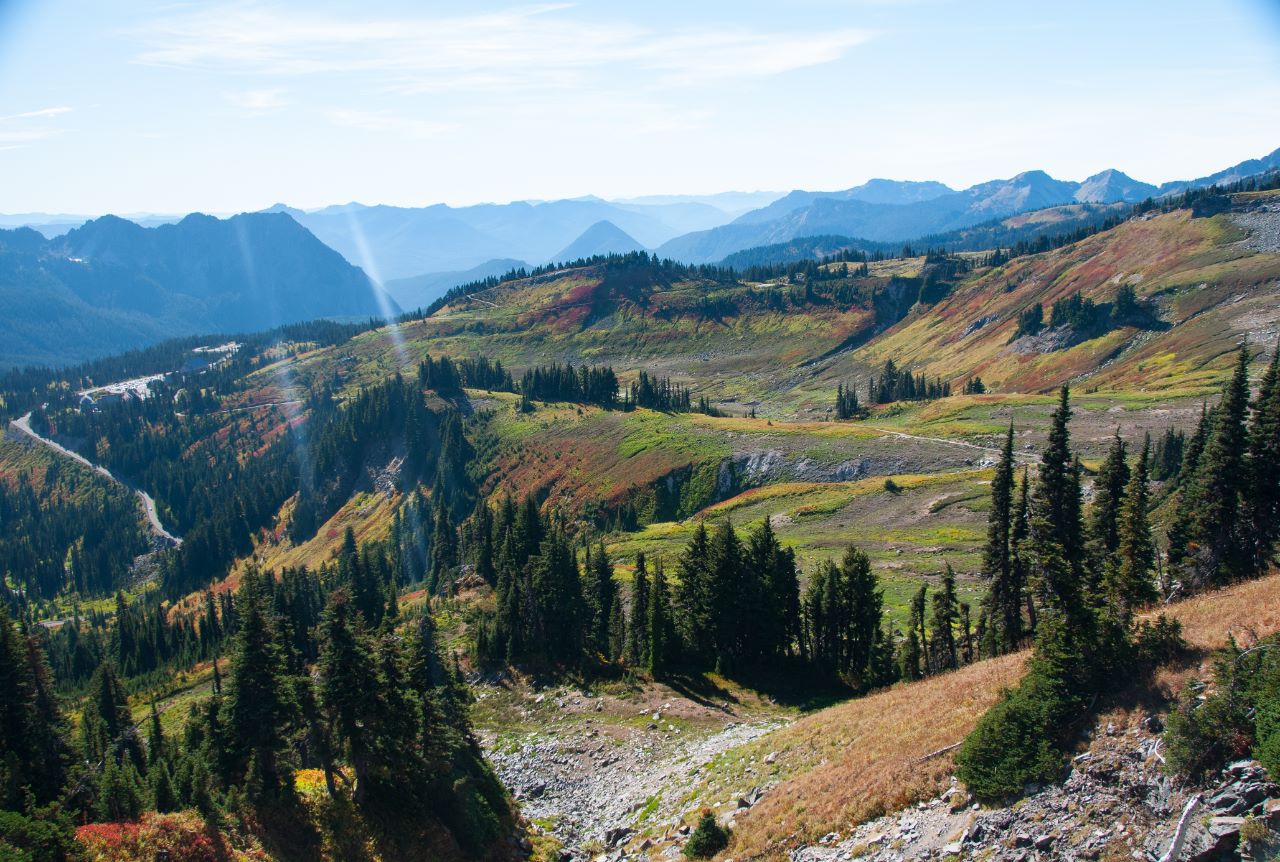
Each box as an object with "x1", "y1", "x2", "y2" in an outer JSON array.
[{"x1": 662, "y1": 660, "x2": 852, "y2": 713}]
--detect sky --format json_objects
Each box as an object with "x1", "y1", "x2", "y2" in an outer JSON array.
[{"x1": 1, "y1": 0, "x2": 1279, "y2": 215}]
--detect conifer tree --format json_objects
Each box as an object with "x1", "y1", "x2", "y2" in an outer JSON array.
[
  {"x1": 675, "y1": 522, "x2": 714, "y2": 663},
  {"x1": 318, "y1": 589, "x2": 380, "y2": 804},
  {"x1": 647, "y1": 559, "x2": 672, "y2": 676},
  {"x1": 1247, "y1": 343, "x2": 1280, "y2": 574},
  {"x1": 1088, "y1": 431, "x2": 1130, "y2": 583},
  {"x1": 707, "y1": 521, "x2": 744, "y2": 672},
  {"x1": 146, "y1": 702, "x2": 165, "y2": 767},
  {"x1": 0, "y1": 605, "x2": 37, "y2": 809},
  {"x1": 150, "y1": 761, "x2": 179, "y2": 813},
  {"x1": 428, "y1": 504, "x2": 458, "y2": 593},
  {"x1": 1168, "y1": 404, "x2": 1212, "y2": 572},
  {"x1": 586, "y1": 541, "x2": 617, "y2": 659},
  {"x1": 1029, "y1": 387, "x2": 1086, "y2": 623},
  {"x1": 747, "y1": 518, "x2": 800, "y2": 661},
  {"x1": 608, "y1": 598, "x2": 627, "y2": 663},
  {"x1": 898, "y1": 625, "x2": 923, "y2": 681},
  {"x1": 531, "y1": 530, "x2": 586, "y2": 664},
  {"x1": 6, "y1": 619, "x2": 71, "y2": 806},
  {"x1": 222, "y1": 568, "x2": 296, "y2": 802},
  {"x1": 626, "y1": 553, "x2": 650, "y2": 666},
  {"x1": 983, "y1": 425, "x2": 1023, "y2": 652},
  {"x1": 910, "y1": 583, "x2": 929, "y2": 674},
  {"x1": 1108, "y1": 435, "x2": 1157, "y2": 618},
  {"x1": 1011, "y1": 466, "x2": 1034, "y2": 637},
  {"x1": 929, "y1": 565, "x2": 960, "y2": 673},
  {"x1": 1184, "y1": 346, "x2": 1252, "y2": 585}
]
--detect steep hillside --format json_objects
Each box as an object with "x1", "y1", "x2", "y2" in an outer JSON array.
[
  {"x1": 0, "y1": 212, "x2": 395, "y2": 368},
  {"x1": 819, "y1": 204, "x2": 1280, "y2": 397},
  {"x1": 676, "y1": 574, "x2": 1280, "y2": 862}
]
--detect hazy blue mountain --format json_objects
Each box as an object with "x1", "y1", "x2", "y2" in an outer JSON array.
[
  {"x1": 0, "y1": 212, "x2": 394, "y2": 368},
  {"x1": 732, "y1": 179, "x2": 956, "y2": 226},
  {"x1": 609, "y1": 191, "x2": 785, "y2": 216},
  {"x1": 552, "y1": 220, "x2": 646, "y2": 262},
  {"x1": 279, "y1": 197, "x2": 741, "y2": 281},
  {"x1": 717, "y1": 203, "x2": 1126, "y2": 268},
  {"x1": 384, "y1": 258, "x2": 527, "y2": 311},
  {"x1": 1157, "y1": 146, "x2": 1280, "y2": 194},
  {"x1": 1074, "y1": 169, "x2": 1157, "y2": 203},
  {"x1": 657, "y1": 151, "x2": 1279, "y2": 263}
]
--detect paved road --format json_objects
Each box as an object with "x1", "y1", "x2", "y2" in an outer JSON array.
[{"x1": 10, "y1": 412, "x2": 182, "y2": 545}]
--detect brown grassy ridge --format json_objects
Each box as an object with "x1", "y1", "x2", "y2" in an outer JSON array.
[{"x1": 715, "y1": 572, "x2": 1280, "y2": 861}]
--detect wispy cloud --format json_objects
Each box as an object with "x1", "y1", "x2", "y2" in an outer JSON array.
[
  {"x1": 0, "y1": 106, "x2": 73, "y2": 149},
  {"x1": 0, "y1": 106, "x2": 73, "y2": 122},
  {"x1": 325, "y1": 108, "x2": 454, "y2": 138},
  {"x1": 225, "y1": 88, "x2": 288, "y2": 110},
  {"x1": 132, "y1": 3, "x2": 872, "y2": 92}
]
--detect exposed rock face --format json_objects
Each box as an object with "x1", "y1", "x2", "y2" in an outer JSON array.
[{"x1": 790, "y1": 717, "x2": 1279, "y2": 862}]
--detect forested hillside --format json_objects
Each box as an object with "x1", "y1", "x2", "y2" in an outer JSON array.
[{"x1": 2, "y1": 181, "x2": 1280, "y2": 861}]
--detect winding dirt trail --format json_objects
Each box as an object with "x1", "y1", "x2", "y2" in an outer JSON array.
[
  {"x1": 10, "y1": 412, "x2": 181, "y2": 545},
  {"x1": 866, "y1": 426, "x2": 1038, "y2": 466}
]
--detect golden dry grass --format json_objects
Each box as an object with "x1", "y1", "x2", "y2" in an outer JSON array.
[
  {"x1": 722, "y1": 653, "x2": 1027, "y2": 859},
  {"x1": 720, "y1": 573, "x2": 1280, "y2": 861}
]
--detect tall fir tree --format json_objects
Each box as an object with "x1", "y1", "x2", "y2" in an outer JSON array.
[
  {"x1": 626, "y1": 553, "x2": 650, "y2": 667},
  {"x1": 1246, "y1": 343, "x2": 1280, "y2": 574},
  {"x1": 318, "y1": 589, "x2": 380, "y2": 804},
  {"x1": 1029, "y1": 387, "x2": 1086, "y2": 624},
  {"x1": 586, "y1": 541, "x2": 617, "y2": 659},
  {"x1": 929, "y1": 565, "x2": 960, "y2": 673},
  {"x1": 983, "y1": 425, "x2": 1023, "y2": 653},
  {"x1": 1108, "y1": 435, "x2": 1157, "y2": 619},
  {"x1": 1088, "y1": 431, "x2": 1130, "y2": 587},
  {"x1": 647, "y1": 558, "x2": 672, "y2": 676},
  {"x1": 1184, "y1": 346, "x2": 1252, "y2": 585},
  {"x1": 221, "y1": 568, "x2": 297, "y2": 802},
  {"x1": 707, "y1": 521, "x2": 745, "y2": 672},
  {"x1": 675, "y1": 522, "x2": 714, "y2": 663}
]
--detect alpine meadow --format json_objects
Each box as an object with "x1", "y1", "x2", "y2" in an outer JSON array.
[{"x1": 4, "y1": 2, "x2": 1280, "y2": 861}]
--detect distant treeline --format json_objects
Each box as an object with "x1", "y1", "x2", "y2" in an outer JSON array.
[
  {"x1": 416, "y1": 251, "x2": 740, "y2": 318},
  {"x1": 1012, "y1": 285, "x2": 1159, "y2": 342},
  {"x1": 0, "y1": 318, "x2": 374, "y2": 419}
]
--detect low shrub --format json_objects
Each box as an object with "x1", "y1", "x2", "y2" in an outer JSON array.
[
  {"x1": 1164, "y1": 634, "x2": 1280, "y2": 781},
  {"x1": 684, "y1": 810, "x2": 729, "y2": 859}
]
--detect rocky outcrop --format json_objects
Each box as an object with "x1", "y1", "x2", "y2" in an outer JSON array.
[{"x1": 791, "y1": 716, "x2": 1279, "y2": 862}]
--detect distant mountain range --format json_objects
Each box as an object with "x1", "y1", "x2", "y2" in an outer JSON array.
[
  {"x1": 2, "y1": 147, "x2": 1276, "y2": 370},
  {"x1": 264, "y1": 196, "x2": 731, "y2": 281},
  {"x1": 384, "y1": 258, "x2": 527, "y2": 312},
  {"x1": 0, "y1": 212, "x2": 394, "y2": 368},
  {"x1": 656, "y1": 149, "x2": 1280, "y2": 263}
]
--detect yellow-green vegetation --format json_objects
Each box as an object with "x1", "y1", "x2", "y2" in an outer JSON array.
[{"x1": 607, "y1": 471, "x2": 990, "y2": 625}]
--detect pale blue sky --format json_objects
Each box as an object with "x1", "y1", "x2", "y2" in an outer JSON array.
[{"x1": 1, "y1": 0, "x2": 1279, "y2": 214}]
